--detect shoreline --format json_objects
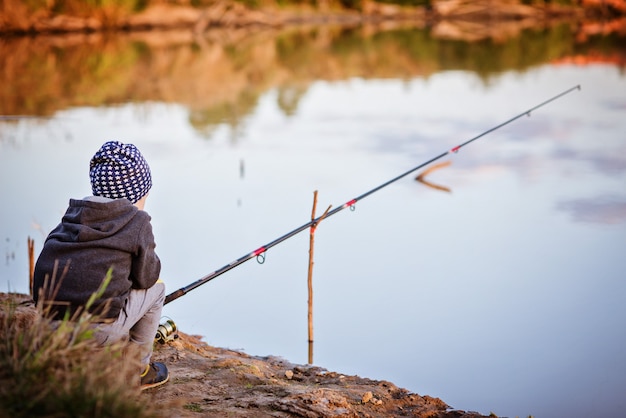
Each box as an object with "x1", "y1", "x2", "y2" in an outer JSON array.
[
  {"x1": 0, "y1": 0, "x2": 592, "y2": 36},
  {"x1": 1, "y1": 292, "x2": 493, "y2": 417}
]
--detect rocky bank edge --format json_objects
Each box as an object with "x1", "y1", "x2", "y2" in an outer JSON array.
[
  {"x1": 148, "y1": 331, "x2": 493, "y2": 417},
  {"x1": 1, "y1": 293, "x2": 492, "y2": 417}
]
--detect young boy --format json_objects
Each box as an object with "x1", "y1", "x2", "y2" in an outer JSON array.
[{"x1": 33, "y1": 140, "x2": 169, "y2": 390}]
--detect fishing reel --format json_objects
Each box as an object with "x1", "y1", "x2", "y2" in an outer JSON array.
[{"x1": 155, "y1": 318, "x2": 179, "y2": 344}]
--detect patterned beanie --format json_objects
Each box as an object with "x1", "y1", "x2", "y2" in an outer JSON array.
[{"x1": 89, "y1": 141, "x2": 152, "y2": 204}]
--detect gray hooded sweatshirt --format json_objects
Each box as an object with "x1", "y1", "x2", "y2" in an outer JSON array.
[{"x1": 33, "y1": 197, "x2": 161, "y2": 320}]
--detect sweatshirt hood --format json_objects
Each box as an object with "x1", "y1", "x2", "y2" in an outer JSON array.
[{"x1": 61, "y1": 198, "x2": 140, "y2": 243}]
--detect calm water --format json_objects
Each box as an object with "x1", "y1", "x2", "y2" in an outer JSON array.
[{"x1": 2, "y1": 33, "x2": 626, "y2": 418}]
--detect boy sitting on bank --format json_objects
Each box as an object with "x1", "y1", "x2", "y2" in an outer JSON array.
[{"x1": 33, "y1": 140, "x2": 169, "y2": 390}]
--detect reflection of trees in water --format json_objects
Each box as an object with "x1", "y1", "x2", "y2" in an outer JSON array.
[
  {"x1": 189, "y1": 89, "x2": 260, "y2": 141},
  {"x1": 1, "y1": 23, "x2": 623, "y2": 138},
  {"x1": 277, "y1": 85, "x2": 308, "y2": 116},
  {"x1": 0, "y1": 36, "x2": 144, "y2": 116}
]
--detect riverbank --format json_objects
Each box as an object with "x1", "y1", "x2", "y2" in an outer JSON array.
[
  {"x1": 1, "y1": 0, "x2": 614, "y2": 36},
  {"x1": 1, "y1": 292, "x2": 492, "y2": 417},
  {"x1": 150, "y1": 330, "x2": 492, "y2": 417}
]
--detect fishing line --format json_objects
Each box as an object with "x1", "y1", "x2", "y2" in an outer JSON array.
[{"x1": 164, "y1": 85, "x2": 581, "y2": 305}]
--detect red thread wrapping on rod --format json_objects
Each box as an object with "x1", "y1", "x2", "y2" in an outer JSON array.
[
  {"x1": 450, "y1": 146, "x2": 460, "y2": 153},
  {"x1": 345, "y1": 199, "x2": 357, "y2": 207},
  {"x1": 253, "y1": 247, "x2": 266, "y2": 256}
]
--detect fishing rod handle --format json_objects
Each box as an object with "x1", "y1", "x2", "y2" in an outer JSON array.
[{"x1": 164, "y1": 289, "x2": 186, "y2": 305}]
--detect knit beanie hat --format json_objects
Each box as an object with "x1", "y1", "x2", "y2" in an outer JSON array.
[{"x1": 89, "y1": 141, "x2": 152, "y2": 204}]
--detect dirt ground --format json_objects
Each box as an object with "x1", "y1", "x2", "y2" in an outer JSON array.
[
  {"x1": 147, "y1": 330, "x2": 491, "y2": 417},
  {"x1": 2, "y1": 292, "x2": 491, "y2": 417}
]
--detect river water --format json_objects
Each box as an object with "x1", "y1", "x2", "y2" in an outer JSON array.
[{"x1": 1, "y1": 25, "x2": 625, "y2": 418}]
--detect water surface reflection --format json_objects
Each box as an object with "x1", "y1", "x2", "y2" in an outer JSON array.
[{"x1": 1, "y1": 21, "x2": 623, "y2": 125}]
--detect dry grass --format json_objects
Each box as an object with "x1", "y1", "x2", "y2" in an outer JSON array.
[{"x1": 0, "y1": 283, "x2": 159, "y2": 418}]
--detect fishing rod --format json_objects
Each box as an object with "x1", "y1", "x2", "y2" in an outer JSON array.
[{"x1": 164, "y1": 85, "x2": 581, "y2": 305}]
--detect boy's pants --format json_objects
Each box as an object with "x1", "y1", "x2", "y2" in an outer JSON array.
[{"x1": 93, "y1": 281, "x2": 165, "y2": 366}]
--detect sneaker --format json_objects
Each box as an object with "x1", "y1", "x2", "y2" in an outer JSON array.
[{"x1": 140, "y1": 362, "x2": 169, "y2": 390}]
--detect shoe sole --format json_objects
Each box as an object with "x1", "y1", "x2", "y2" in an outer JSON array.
[{"x1": 140, "y1": 374, "x2": 170, "y2": 391}]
